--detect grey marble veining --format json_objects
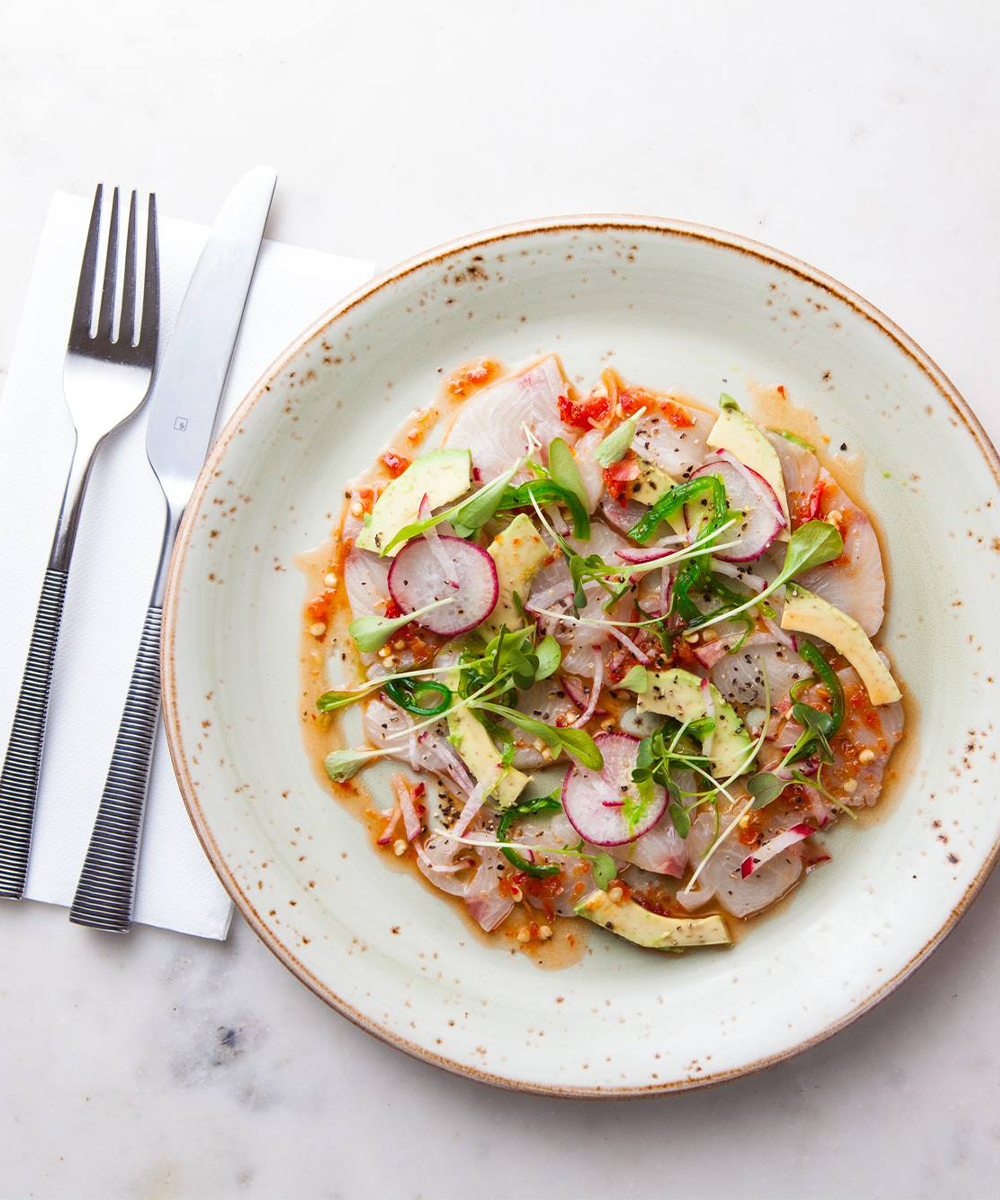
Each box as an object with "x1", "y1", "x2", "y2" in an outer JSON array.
[{"x1": 2, "y1": 1, "x2": 999, "y2": 1197}]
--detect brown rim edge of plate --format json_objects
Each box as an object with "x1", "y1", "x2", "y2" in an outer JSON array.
[{"x1": 160, "y1": 213, "x2": 1000, "y2": 1099}]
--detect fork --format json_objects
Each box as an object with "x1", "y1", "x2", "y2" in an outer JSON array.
[{"x1": 0, "y1": 185, "x2": 160, "y2": 900}]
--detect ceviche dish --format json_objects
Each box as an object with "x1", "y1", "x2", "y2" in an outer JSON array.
[{"x1": 301, "y1": 356, "x2": 904, "y2": 959}]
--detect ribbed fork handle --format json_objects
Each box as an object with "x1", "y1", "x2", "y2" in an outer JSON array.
[
  {"x1": 0, "y1": 569, "x2": 70, "y2": 899},
  {"x1": 69, "y1": 605, "x2": 162, "y2": 932}
]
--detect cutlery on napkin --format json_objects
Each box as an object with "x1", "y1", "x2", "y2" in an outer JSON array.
[{"x1": 0, "y1": 190, "x2": 374, "y2": 939}]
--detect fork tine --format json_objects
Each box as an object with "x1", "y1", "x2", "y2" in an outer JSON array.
[
  {"x1": 118, "y1": 190, "x2": 138, "y2": 348},
  {"x1": 139, "y1": 193, "x2": 160, "y2": 358},
  {"x1": 70, "y1": 185, "x2": 104, "y2": 342},
  {"x1": 96, "y1": 186, "x2": 120, "y2": 343}
]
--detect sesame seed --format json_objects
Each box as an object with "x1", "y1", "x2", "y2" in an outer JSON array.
[
  {"x1": 309, "y1": 622, "x2": 327, "y2": 638},
  {"x1": 858, "y1": 748, "x2": 876, "y2": 764},
  {"x1": 324, "y1": 572, "x2": 338, "y2": 588},
  {"x1": 350, "y1": 500, "x2": 364, "y2": 518},
  {"x1": 843, "y1": 779, "x2": 858, "y2": 794},
  {"x1": 392, "y1": 839, "x2": 407, "y2": 856}
]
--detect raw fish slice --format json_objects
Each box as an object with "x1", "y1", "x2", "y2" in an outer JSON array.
[
  {"x1": 620, "y1": 815, "x2": 688, "y2": 878},
  {"x1": 633, "y1": 404, "x2": 714, "y2": 482},
  {"x1": 709, "y1": 639, "x2": 810, "y2": 708},
  {"x1": 443, "y1": 356, "x2": 577, "y2": 481},
  {"x1": 826, "y1": 666, "x2": 905, "y2": 806},
  {"x1": 677, "y1": 811, "x2": 803, "y2": 918},
  {"x1": 796, "y1": 476, "x2": 885, "y2": 637}
]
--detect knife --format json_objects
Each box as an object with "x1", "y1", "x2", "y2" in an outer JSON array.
[{"x1": 69, "y1": 166, "x2": 277, "y2": 932}]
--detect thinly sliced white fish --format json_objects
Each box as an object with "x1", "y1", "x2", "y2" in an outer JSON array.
[
  {"x1": 344, "y1": 547, "x2": 390, "y2": 618},
  {"x1": 796, "y1": 477, "x2": 885, "y2": 637},
  {"x1": 677, "y1": 811, "x2": 803, "y2": 918},
  {"x1": 764, "y1": 433, "x2": 885, "y2": 637},
  {"x1": 827, "y1": 665, "x2": 904, "y2": 806},
  {"x1": 709, "y1": 638, "x2": 810, "y2": 708},
  {"x1": 766, "y1": 431, "x2": 821, "y2": 512},
  {"x1": 506, "y1": 679, "x2": 579, "y2": 768},
  {"x1": 621, "y1": 815, "x2": 688, "y2": 878},
  {"x1": 633, "y1": 404, "x2": 714, "y2": 482},
  {"x1": 464, "y1": 848, "x2": 514, "y2": 930},
  {"x1": 443, "y1": 356, "x2": 577, "y2": 481}
]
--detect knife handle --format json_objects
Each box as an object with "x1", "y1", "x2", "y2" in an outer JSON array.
[
  {"x1": 70, "y1": 604, "x2": 162, "y2": 932},
  {"x1": 0, "y1": 568, "x2": 70, "y2": 899}
]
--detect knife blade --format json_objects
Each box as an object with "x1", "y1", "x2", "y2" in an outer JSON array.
[
  {"x1": 146, "y1": 165, "x2": 276, "y2": 557},
  {"x1": 68, "y1": 167, "x2": 277, "y2": 933}
]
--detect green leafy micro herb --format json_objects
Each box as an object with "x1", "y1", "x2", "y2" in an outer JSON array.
[
  {"x1": 789, "y1": 702, "x2": 836, "y2": 764},
  {"x1": 748, "y1": 770, "x2": 787, "y2": 810},
  {"x1": 593, "y1": 406, "x2": 646, "y2": 468},
  {"x1": 533, "y1": 635, "x2": 562, "y2": 682},
  {"x1": 617, "y1": 664, "x2": 648, "y2": 692},
  {"x1": 548, "y1": 437, "x2": 592, "y2": 520},
  {"x1": 767, "y1": 427, "x2": 816, "y2": 453},
  {"x1": 668, "y1": 799, "x2": 691, "y2": 838},
  {"x1": 689, "y1": 520, "x2": 843, "y2": 633},
  {"x1": 323, "y1": 747, "x2": 387, "y2": 782},
  {"x1": 591, "y1": 852, "x2": 617, "y2": 890},
  {"x1": 475, "y1": 703, "x2": 603, "y2": 770},
  {"x1": 348, "y1": 598, "x2": 454, "y2": 653},
  {"x1": 496, "y1": 477, "x2": 590, "y2": 540}
]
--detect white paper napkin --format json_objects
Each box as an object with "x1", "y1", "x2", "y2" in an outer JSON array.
[{"x1": 0, "y1": 192, "x2": 374, "y2": 940}]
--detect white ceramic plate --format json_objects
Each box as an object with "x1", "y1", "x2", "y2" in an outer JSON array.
[{"x1": 163, "y1": 217, "x2": 1000, "y2": 1095}]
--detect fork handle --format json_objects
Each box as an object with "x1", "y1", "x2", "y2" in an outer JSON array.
[
  {"x1": 69, "y1": 605, "x2": 162, "y2": 932},
  {"x1": 0, "y1": 569, "x2": 70, "y2": 899}
]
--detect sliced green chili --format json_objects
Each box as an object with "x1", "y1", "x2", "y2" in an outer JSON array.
[
  {"x1": 797, "y1": 640, "x2": 845, "y2": 733},
  {"x1": 628, "y1": 475, "x2": 727, "y2": 544},
  {"x1": 383, "y1": 678, "x2": 452, "y2": 716},
  {"x1": 497, "y1": 794, "x2": 563, "y2": 877}
]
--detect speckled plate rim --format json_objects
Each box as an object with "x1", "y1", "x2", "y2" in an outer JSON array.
[{"x1": 161, "y1": 214, "x2": 1000, "y2": 1097}]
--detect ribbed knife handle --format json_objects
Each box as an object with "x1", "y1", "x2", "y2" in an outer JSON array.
[
  {"x1": 70, "y1": 605, "x2": 162, "y2": 932},
  {"x1": 0, "y1": 568, "x2": 69, "y2": 899}
]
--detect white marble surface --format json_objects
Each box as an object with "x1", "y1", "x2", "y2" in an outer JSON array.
[{"x1": 1, "y1": 2, "x2": 999, "y2": 1197}]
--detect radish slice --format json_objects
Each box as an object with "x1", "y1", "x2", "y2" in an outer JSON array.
[
  {"x1": 739, "y1": 823, "x2": 815, "y2": 878},
  {"x1": 418, "y1": 494, "x2": 460, "y2": 589},
  {"x1": 388, "y1": 536, "x2": 498, "y2": 635},
  {"x1": 561, "y1": 731, "x2": 667, "y2": 846},
  {"x1": 687, "y1": 453, "x2": 784, "y2": 563}
]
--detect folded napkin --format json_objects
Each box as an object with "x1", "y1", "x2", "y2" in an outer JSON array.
[{"x1": 0, "y1": 192, "x2": 373, "y2": 939}]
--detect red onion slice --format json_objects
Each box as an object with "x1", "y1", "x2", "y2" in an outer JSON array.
[
  {"x1": 393, "y1": 775, "x2": 422, "y2": 841},
  {"x1": 605, "y1": 625, "x2": 652, "y2": 665},
  {"x1": 571, "y1": 650, "x2": 604, "y2": 728},
  {"x1": 418, "y1": 493, "x2": 460, "y2": 589},
  {"x1": 739, "y1": 823, "x2": 815, "y2": 879}
]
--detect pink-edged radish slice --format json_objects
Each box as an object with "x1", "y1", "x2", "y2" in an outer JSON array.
[
  {"x1": 686, "y1": 452, "x2": 785, "y2": 563},
  {"x1": 388, "y1": 536, "x2": 498, "y2": 635},
  {"x1": 561, "y1": 731, "x2": 667, "y2": 846},
  {"x1": 739, "y1": 823, "x2": 815, "y2": 879}
]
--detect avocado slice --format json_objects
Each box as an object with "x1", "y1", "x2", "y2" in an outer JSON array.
[
  {"x1": 575, "y1": 890, "x2": 731, "y2": 949},
  {"x1": 631, "y1": 456, "x2": 687, "y2": 537},
  {"x1": 483, "y1": 514, "x2": 548, "y2": 636},
  {"x1": 636, "y1": 667, "x2": 754, "y2": 777},
  {"x1": 355, "y1": 448, "x2": 472, "y2": 556},
  {"x1": 444, "y1": 670, "x2": 529, "y2": 808},
  {"x1": 707, "y1": 396, "x2": 790, "y2": 538},
  {"x1": 781, "y1": 585, "x2": 901, "y2": 705}
]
